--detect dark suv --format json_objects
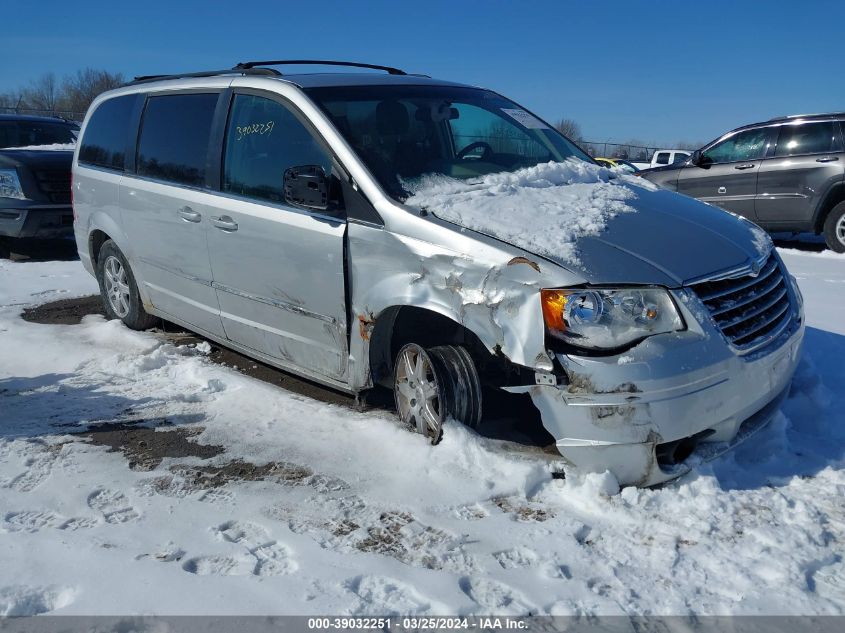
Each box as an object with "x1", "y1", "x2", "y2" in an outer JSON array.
[
  {"x1": 640, "y1": 113, "x2": 845, "y2": 251},
  {"x1": 0, "y1": 114, "x2": 78, "y2": 254}
]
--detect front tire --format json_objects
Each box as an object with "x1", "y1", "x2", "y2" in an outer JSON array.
[
  {"x1": 823, "y1": 201, "x2": 845, "y2": 253},
  {"x1": 96, "y1": 240, "x2": 158, "y2": 330},
  {"x1": 393, "y1": 343, "x2": 482, "y2": 444}
]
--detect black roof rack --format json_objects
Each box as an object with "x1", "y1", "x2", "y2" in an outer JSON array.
[
  {"x1": 128, "y1": 67, "x2": 281, "y2": 85},
  {"x1": 127, "y1": 60, "x2": 408, "y2": 86},
  {"x1": 233, "y1": 59, "x2": 407, "y2": 76}
]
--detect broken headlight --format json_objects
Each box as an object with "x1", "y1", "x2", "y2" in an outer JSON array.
[{"x1": 541, "y1": 287, "x2": 684, "y2": 351}]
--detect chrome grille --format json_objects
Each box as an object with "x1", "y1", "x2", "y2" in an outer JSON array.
[{"x1": 691, "y1": 253, "x2": 794, "y2": 353}]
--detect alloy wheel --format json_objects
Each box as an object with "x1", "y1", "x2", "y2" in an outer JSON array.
[
  {"x1": 103, "y1": 255, "x2": 130, "y2": 318},
  {"x1": 837, "y1": 213, "x2": 845, "y2": 247},
  {"x1": 394, "y1": 344, "x2": 443, "y2": 443}
]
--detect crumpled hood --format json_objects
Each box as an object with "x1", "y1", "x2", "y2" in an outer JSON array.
[
  {"x1": 405, "y1": 161, "x2": 769, "y2": 289},
  {"x1": 556, "y1": 187, "x2": 769, "y2": 287}
]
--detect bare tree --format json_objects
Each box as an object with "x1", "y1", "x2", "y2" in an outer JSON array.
[
  {"x1": 0, "y1": 90, "x2": 25, "y2": 111},
  {"x1": 554, "y1": 118, "x2": 582, "y2": 143},
  {"x1": 21, "y1": 73, "x2": 59, "y2": 112},
  {"x1": 60, "y1": 68, "x2": 125, "y2": 115}
]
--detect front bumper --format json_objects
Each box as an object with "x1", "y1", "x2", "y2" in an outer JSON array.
[
  {"x1": 523, "y1": 285, "x2": 805, "y2": 487},
  {"x1": 0, "y1": 203, "x2": 74, "y2": 239}
]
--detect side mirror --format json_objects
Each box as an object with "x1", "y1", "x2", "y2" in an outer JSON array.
[
  {"x1": 691, "y1": 150, "x2": 712, "y2": 168},
  {"x1": 283, "y1": 165, "x2": 329, "y2": 211}
]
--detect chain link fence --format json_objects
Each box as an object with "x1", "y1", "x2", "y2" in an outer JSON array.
[{"x1": 579, "y1": 141, "x2": 660, "y2": 161}]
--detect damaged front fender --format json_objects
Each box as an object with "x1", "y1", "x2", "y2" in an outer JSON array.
[{"x1": 345, "y1": 215, "x2": 583, "y2": 391}]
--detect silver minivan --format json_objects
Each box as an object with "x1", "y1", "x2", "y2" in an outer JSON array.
[{"x1": 72, "y1": 61, "x2": 805, "y2": 486}]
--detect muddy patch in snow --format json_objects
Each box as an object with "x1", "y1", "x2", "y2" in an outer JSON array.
[
  {"x1": 269, "y1": 498, "x2": 482, "y2": 574},
  {"x1": 21, "y1": 294, "x2": 105, "y2": 325},
  {"x1": 492, "y1": 495, "x2": 554, "y2": 522},
  {"x1": 82, "y1": 423, "x2": 224, "y2": 471},
  {"x1": 171, "y1": 459, "x2": 315, "y2": 489}
]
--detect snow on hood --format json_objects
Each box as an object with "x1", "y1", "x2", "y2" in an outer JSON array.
[
  {"x1": 740, "y1": 214, "x2": 774, "y2": 259},
  {"x1": 404, "y1": 159, "x2": 657, "y2": 265},
  {"x1": 4, "y1": 143, "x2": 76, "y2": 151}
]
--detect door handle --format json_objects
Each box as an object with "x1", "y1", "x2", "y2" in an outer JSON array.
[
  {"x1": 211, "y1": 215, "x2": 238, "y2": 231},
  {"x1": 816, "y1": 156, "x2": 839, "y2": 163},
  {"x1": 734, "y1": 163, "x2": 756, "y2": 170},
  {"x1": 177, "y1": 206, "x2": 201, "y2": 222}
]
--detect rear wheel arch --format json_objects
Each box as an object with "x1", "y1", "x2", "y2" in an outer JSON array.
[
  {"x1": 814, "y1": 182, "x2": 845, "y2": 233},
  {"x1": 822, "y1": 200, "x2": 845, "y2": 252},
  {"x1": 88, "y1": 229, "x2": 111, "y2": 268}
]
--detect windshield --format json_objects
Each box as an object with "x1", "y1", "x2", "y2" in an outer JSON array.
[
  {"x1": 0, "y1": 120, "x2": 78, "y2": 149},
  {"x1": 306, "y1": 85, "x2": 592, "y2": 200}
]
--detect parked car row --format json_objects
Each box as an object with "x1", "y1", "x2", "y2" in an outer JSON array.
[
  {"x1": 637, "y1": 113, "x2": 845, "y2": 252},
  {"x1": 69, "y1": 60, "x2": 804, "y2": 486}
]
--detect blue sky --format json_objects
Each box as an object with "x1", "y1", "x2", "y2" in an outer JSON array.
[{"x1": 2, "y1": 0, "x2": 843, "y2": 146}]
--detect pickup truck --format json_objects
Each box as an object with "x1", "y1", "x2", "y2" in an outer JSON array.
[
  {"x1": 0, "y1": 114, "x2": 78, "y2": 256},
  {"x1": 631, "y1": 149, "x2": 691, "y2": 170}
]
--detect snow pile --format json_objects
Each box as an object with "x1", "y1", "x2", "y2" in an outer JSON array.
[
  {"x1": 5, "y1": 143, "x2": 76, "y2": 151},
  {"x1": 0, "y1": 585, "x2": 77, "y2": 616},
  {"x1": 404, "y1": 160, "x2": 652, "y2": 263}
]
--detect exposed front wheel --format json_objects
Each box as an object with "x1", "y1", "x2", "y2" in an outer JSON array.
[
  {"x1": 823, "y1": 201, "x2": 845, "y2": 253},
  {"x1": 393, "y1": 343, "x2": 482, "y2": 444},
  {"x1": 96, "y1": 240, "x2": 158, "y2": 330}
]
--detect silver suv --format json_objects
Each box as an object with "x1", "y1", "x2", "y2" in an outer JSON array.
[
  {"x1": 640, "y1": 113, "x2": 845, "y2": 252},
  {"x1": 72, "y1": 61, "x2": 805, "y2": 486}
]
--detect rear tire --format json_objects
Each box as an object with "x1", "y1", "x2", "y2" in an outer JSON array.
[
  {"x1": 96, "y1": 240, "x2": 158, "y2": 330},
  {"x1": 393, "y1": 343, "x2": 482, "y2": 444},
  {"x1": 823, "y1": 201, "x2": 845, "y2": 253}
]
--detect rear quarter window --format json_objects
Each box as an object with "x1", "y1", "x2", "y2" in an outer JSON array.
[
  {"x1": 79, "y1": 95, "x2": 137, "y2": 170},
  {"x1": 774, "y1": 121, "x2": 841, "y2": 157},
  {"x1": 136, "y1": 93, "x2": 218, "y2": 187}
]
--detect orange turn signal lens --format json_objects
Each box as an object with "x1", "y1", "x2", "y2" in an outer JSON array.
[{"x1": 540, "y1": 289, "x2": 569, "y2": 333}]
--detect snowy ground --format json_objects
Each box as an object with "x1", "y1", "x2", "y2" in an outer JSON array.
[{"x1": 0, "y1": 247, "x2": 844, "y2": 616}]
